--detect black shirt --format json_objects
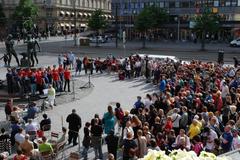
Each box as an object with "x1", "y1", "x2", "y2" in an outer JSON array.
[
  {"x1": 91, "y1": 124, "x2": 103, "y2": 137},
  {"x1": 66, "y1": 113, "x2": 82, "y2": 131}
]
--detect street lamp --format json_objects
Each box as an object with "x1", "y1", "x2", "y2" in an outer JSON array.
[
  {"x1": 174, "y1": 16, "x2": 180, "y2": 42},
  {"x1": 71, "y1": 0, "x2": 77, "y2": 46}
]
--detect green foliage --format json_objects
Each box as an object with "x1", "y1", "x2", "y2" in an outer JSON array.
[
  {"x1": 0, "y1": 3, "x2": 6, "y2": 27},
  {"x1": 135, "y1": 6, "x2": 168, "y2": 32},
  {"x1": 193, "y1": 7, "x2": 220, "y2": 50},
  {"x1": 87, "y1": 9, "x2": 107, "y2": 33},
  {"x1": 194, "y1": 8, "x2": 220, "y2": 35},
  {"x1": 13, "y1": 0, "x2": 38, "y2": 31}
]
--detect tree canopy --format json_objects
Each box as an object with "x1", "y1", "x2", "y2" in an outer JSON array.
[
  {"x1": 0, "y1": 3, "x2": 6, "y2": 27},
  {"x1": 13, "y1": 0, "x2": 38, "y2": 31},
  {"x1": 193, "y1": 7, "x2": 220, "y2": 50},
  {"x1": 135, "y1": 6, "x2": 168, "y2": 48},
  {"x1": 87, "y1": 9, "x2": 107, "y2": 33}
]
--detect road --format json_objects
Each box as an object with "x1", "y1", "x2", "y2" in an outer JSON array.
[{"x1": 0, "y1": 37, "x2": 239, "y2": 64}]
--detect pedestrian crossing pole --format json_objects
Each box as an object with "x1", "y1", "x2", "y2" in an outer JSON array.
[{"x1": 123, "y1": 30, "x2": 126, "y2": 57}]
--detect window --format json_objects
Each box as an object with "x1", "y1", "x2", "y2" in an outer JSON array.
[
  {"x1": 180, "y1": 2, "x2": 189, "y2": 8},
  {"x1": 225, "y1": 0, "x2": 231, "y2": 6},
  {"x1": 208, "y1": 0, "x2": 214, "y2": 7},
  {"x1": 160, "y1": 2, "x2": 164, "y2": 8},
  {"x1": 131, "y1": 2, "x2": 134, "y2": 9},
  {"x1": 169, "y1": 2, "x2": 175, "y2": 8},
  {"x1": 140, "y1": 2, "x2": 144, "y2": 8},
  {"x1": 232, "y1": 0, "x2": 237, "y2": 6},
  {"x1": 214, "y1": 0, "x2": 219, "y2": 7},
  {"x1": 238, "y1": 0, "x2": 240, "y2": 6},
  {"x1": 175, "y1": 2, "x2": 180, "y2": 7},
  {"x1": 190, "y1": 1, "x2": 195, "y2": 7},
  {"x1": 165, "y1": 2, "x2": 169, "y2": 7},
  {"x1": 134, "y1": 2, "x2": 138, "y2": 9},
  {"x1": 220, "y1": 0, "x2": 225, "y2": 6}
]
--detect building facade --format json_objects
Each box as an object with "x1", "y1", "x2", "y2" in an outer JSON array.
[
  {"x1": 112, "y1": 0, "x2": 240, "y2": 41},
  {"x1": 1, "y1": 0, "x2": 112, "y2": 34}
]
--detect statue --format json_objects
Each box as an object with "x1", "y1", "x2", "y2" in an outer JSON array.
[
  {"x1": 5, "y1": 34, "x2": 20, "y2": 66},
  {"x1": 26, "y1": 36, "x2": 40, "y2": 67}
]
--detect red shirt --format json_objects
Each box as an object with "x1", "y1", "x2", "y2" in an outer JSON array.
[
  {"x1": 13, "y1": 154, "x2": 28, "y2": 160},
  {"x1": 165, "y1": 120, "x2": 173, "y2": 132},
  {"x1": 36, "y1": 71, "x2": 43, "y2": 84},
  {"x1": 58, "y1": 66, "x2": 64, "y2": 74},
  {"x1": 52, "y1": 69, "x2": 59, "y2": 81},
  {"x1": 64, "y1": 70, "x2": 71, "y2": 80}
]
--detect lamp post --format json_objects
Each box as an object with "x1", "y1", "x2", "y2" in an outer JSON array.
[
  {"x1": 174, "y1": 16, "x2": 180, "y2": 42},
  {"x1": 115, "y1": 3, "x2": 118, "y2": 48},
  {"x1": 71, "y1": 0, "x2": 77, "y2": 46}
]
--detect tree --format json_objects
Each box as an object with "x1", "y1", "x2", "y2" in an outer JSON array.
[
  {"x1": 0, "y1": 3, "x2": 6, "y2": 27},
  {"x1": 12, "y1": 0, "x2": 38, "y2": 32},
  {"x1": 135, "y1": 6, "x2": 168, "y2": 48},
  {"x1": 87, "y1": 9, "x2": 107, "y2": 46},
  {"x1": 193, "y1": 7, "x2": 220, "y2": 50}
]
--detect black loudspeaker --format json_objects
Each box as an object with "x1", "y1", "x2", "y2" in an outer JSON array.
[{"x1": 218, "y1": 50, "x2": 224, "y2": 64}]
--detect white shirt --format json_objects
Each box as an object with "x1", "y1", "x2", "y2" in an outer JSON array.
[
  {"x1": 221, "y1": 85, "x2": 229, "y2": 98},
  {"x1": 144, "y1": 99, "x2": 152, "y2": 108},
  {"x1": 171, "y1": 113, "x2": 181, "y2": 128},
  {"x1": 135, "y1": 61, "x2": 141, "y2": 68},
  {"x1": 15, "y1": 133, "x2": 25, "y2": 144},
  {"x1": 25, "y1": 123, "x2": 38, "y2": 133},
  {"x1": 123, "y1": 126, "x2": 134, "y2": 140},
  {"x1": 232, "y1": 136, "x2": 240, "y2": 150},
  {"x1": 205, "y1": 129, "x2": 218, "y2": 151}
]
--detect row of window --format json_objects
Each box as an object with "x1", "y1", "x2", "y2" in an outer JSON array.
[
  {"x1": 112, "y1": 0, "x2": 240, "y2": 10},
  {"x1": 57, "y1": 0, "x2": 111, "y2": 10}
]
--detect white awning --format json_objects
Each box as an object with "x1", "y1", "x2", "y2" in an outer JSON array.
[
  {"x1": 65, "y1": 24, "x2": 70, "y2": 27},
  {"x1": 104, "y1": 15, "x2": 108, "y2": 18},
  {"x1": 66, "y1": 12, "x2": 70, "y2": 15},
  {"x1": 60, "y1": 11, "x2": 65, "y2": 15},
  {"x1": 88, "y1": 13, "x2": 91, "y2": 16},
  {"x1": 108, "y1": 15, "x2": 112, "y2": 19},
  {"x1": 71, "y1": 24, "x2": 75, "y2": 27},
  {"x1": 60, "y1": 23, "x2": 64, "y2": 27},
  {"x1": 84, "y1": 13, "x2": 88, "y2": 16},
  {"x1": 71, "y1": 12, "x2": 75, "y2": 15},
  {"x1": 79, "y1": 12, "x2": 83, "y2": 16}
]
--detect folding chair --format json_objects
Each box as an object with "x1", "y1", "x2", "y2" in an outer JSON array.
[
  {"x1": 55, "y1": 141, "x2": 67, "y2": 159},
  {"x1": 50, "y1": 132, "x2": 59, "y2": 141},
  {"x1": 40, "y1": 150, "x2": 54, "y2": 160}
]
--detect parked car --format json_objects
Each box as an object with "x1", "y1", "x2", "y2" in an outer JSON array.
[
  {"x1": 89, "y1": 36, "x2": 106, "y2": 43},
  {"x1": 230, "y1": 38, "x2": 240, "y2": 47}
]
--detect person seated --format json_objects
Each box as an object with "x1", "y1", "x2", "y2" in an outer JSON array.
[
  {"x1": 14, "y1": 128, "x2": 25, "y2": 146},
  {"x1": 23, "y1": 102, "x2": 39, "y2": 122},
  {"x1": 0, "y1": 128, "x2": 11, "y2": 153},
  {"x1": 40, "y1": 114, "x2": 51, "y2": 131},
  {"x1": 25, "y1": 119, "x2": 38, "y2": 133},
  {"x1": 38, "y1": 136, "x2": 53, "y2": 154},
  {"x1": 19, "y1": 134, "x2": 34, "y2": 157},
  {"x1": 10, "y1": 107, "x2": 20, "y2": 122},
  {"x1": 13, "y1": 149, "x2": 28, "y2": 160},
  {"x1": 56, "y1": 127, "x2": 68, "y2": 145}
]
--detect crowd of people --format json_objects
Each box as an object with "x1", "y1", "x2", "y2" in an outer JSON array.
[
  {"x1": 1, "y1": 53, "x2": 240, "y2": 160},
  {"x1": 79, "y1": 57, "x2": 240, "y2": 160}
]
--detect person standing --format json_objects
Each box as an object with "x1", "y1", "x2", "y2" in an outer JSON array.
[
  {"x1": 221, "y1": 125, "x2": 233, "y2": 153},
  {"x1": 75, "y1": 57, "x2": 82, "y2": 76},
  {"x1": 103, "y1": 106, "x2": 116, "y2": 135},
  {"x1": 47, "y1": 85, "x2": 55, "y2": 109},
  {"x1": 105, "y1": 130, "x2": 119, "y2": 160},
  {"x1": 91, "y1": 118, "x2": 103, "y2": 159},
  {"x1": 66, "y1": 109, "x2": 82, "y2": 146},
  {"x1": 82, "y1": 122, "x2": 91, "y2": 160},
  {"x1": 64, "y1": 67, "x2": 71, "y2": 92},
  {"x1": 4, "y1": 99, "x2": 13, "y2": 120}
]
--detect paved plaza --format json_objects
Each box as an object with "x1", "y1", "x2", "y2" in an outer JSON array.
[{"x1": 0, "y1": 37, "x2": 238, "y2": 159}]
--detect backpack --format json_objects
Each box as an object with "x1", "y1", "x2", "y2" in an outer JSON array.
[{"x1": 115, "y1": 108, "x2": 124, "y2": 121}]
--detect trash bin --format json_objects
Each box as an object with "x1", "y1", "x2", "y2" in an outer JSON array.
[{"x1": 218, "y1": 49, "x2": 224, "y2": 64}]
